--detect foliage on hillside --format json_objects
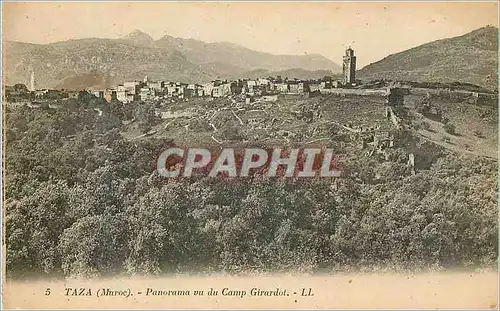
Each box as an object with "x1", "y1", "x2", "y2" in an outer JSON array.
[{"x1": 4, "y1": 97, "x2": 498, "y2": 279}]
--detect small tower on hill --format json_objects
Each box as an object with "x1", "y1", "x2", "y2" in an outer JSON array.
[{"x1": 343, "y1": 47, "x2": 356, "y2": 85}]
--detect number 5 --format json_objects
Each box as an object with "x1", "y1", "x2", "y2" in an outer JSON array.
[{"x1": 45, "y1": 288, "x2": 51, "y2": 296}]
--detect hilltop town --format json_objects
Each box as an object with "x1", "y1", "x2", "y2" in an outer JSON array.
[{"x1": 5, "y1": 46, "x2": 495, "y2": 105}]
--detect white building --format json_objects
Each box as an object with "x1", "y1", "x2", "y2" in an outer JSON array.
[
  {"x1": 212, "y1": 83, "x2": 232, "y2": 97},
  {"x1": 257, "y1": 78, "x2": 270, "y2": 86},
  {"x1": 124, "y1": 81, "x2": 142, "y2": 95},
  {"x1": 202, "y1": 83, "x2": 214, "y2": 97},
  {"x1": 139, "y1": 87, "x2": 155, "y2": 101},
  {"x1": 116, "y1": 85, "x2": 129, "y2": 103}
]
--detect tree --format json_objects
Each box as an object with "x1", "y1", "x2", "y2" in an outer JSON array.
[
  {"x1": 59, "y1": 214, "x2": 129, "y2": 277},
  {"x1": 134, "y1": 103, "x2": 157, "y2": 133},
  {"x1": 13, "y1": 83, "x2": 29, "y2": 93},
  {"x1": 443, "y1": 123, "x2": 457, "y2": 135},
  {"x1": 6, "y1": 181, "x2": 72, "y2": 278}
]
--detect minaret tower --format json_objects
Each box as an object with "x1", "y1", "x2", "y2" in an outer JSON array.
[{"x1": 342, "y1": 47, "x2": 356, "y2": 85}]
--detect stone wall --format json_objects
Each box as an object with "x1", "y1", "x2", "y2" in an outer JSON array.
[{"x1": 319, "y1": 88, "x2": 389, "y2": 96}]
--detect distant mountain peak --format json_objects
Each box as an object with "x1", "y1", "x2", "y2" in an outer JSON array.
[
  {"x1": 158, "y1": 33, "x2": 175, "y2": 40},
  {"x1": 127, "y1": 29, "x2": 151, "y2": 36},
  {"x1": 120, "y1": 29, "x2": 154, "y2": 45}
]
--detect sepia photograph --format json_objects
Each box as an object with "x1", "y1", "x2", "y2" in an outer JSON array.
[{"x1": 1, "y1": 1, "x2": 499, "y2": 309}]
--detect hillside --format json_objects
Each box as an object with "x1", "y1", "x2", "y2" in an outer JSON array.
[
  {"x1": 4, "y1": 38, "x2": 217, "y2": 89},
  {"x1": 403, "y1": 93, "x2": 498, "y2": 159},
  {"x1": 4, "y1": 87, "x2": 498, "y2": 280},
  {"x1": 358, "y1": 26, "x2": 498, "y2": 90},
  {"x1": 4, "y1": 30, "x2": 340, "y2": 89}
]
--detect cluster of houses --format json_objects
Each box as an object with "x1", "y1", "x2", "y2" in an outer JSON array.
[
  {"x1": 86, "y1": 75, "x2": 351, "y2": 104},
  {"x1": 5, "y1": 75, "x2": 353, "y2": 104},
  {"x1": 7, "y1": 75, "x2": 352, "y2": 104}
]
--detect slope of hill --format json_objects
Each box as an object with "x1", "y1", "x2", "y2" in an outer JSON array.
[
  {"x1": 4, "y1": 38, "x2": 217, "y2": 89},
  {"x1": 358, "y1": 26, "x2": 498, "y2": 90},
  {"x1": 4, "y1": 30, "x2": 340, "y2": 89},
  {"x1": 402, "y1": 94, "x2": 498, "y2": 159}
]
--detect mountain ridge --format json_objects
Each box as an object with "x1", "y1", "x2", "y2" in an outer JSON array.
[
  {"x1": 3, "y1": 29, "x2": 341, "y2": 89},
  {"x1": 358, "y1": 26, "x2": 498, "y2": 90}
]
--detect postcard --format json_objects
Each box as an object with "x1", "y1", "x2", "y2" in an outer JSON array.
[{"x1": 2, "y1": 1, "x2": 498, "y2": 309}]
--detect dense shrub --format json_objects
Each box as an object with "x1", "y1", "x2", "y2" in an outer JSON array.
[
  {"x1": 443, "y1": 123, "x2": 457, "y2": 135},
  {"x1": 4, "y1": 102, "x2": 498, "y2": 278}
]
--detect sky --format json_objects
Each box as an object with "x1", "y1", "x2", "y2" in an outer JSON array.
[{"x1": 3, "y1": 1, "x2": 498, "y2": 68}]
